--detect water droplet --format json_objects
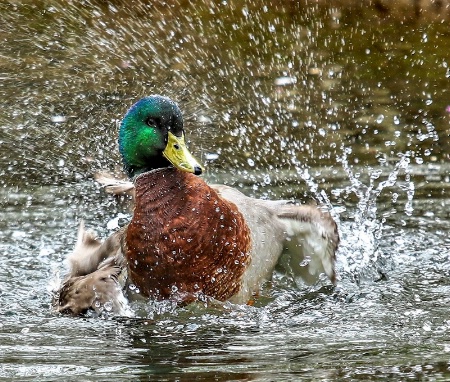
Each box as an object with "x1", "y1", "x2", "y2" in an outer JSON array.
[
  {"x1": 198, "y1": 115, "x2": 212, "y2": 123},
  {"x1": 370, "y1": 170, "x2": 382, "y2": 180},
  {"x1": 274, "y1": 76, "x2": 296, "y2": 86},
  {"x1": 205, "y1": 152, "x2": 219, "y2": 160},
  {"x1": 247, "y1": 158, "x2": 255, "y2": 167},
  {"x1": 299, "y1": 258, "x2": 310, "y2": 267},
  {"x1": 10, "y1": 229, "x2": 26, "y2": 241},
  {"x1": 51, "y1": 115, "x2": 66, "y2": 123},
  {"x1": 376, "y1": 114, "x2": 384, "y2": 124},
  {"x1": 308, "y1": 67, "x2": 321, "y2": 75},
  {"x1": 107, "y1": 213, "x2": 130, "y2": 230}
]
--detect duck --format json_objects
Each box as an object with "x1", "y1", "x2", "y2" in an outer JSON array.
[{"x1": 54, "y1": 95, "x2": 339, "y2": 316}]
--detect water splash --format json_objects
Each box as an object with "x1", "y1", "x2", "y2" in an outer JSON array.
[
  {"x1": 337, "y1": 149, "x2": 414, "y2": 283},
  {"x1": 340, "y1": 148, "x2": 414, "y2": 222},
  {"x1": 291, "y1": 155, "x2": 342, "y2": 222},
  {"x1": 293, "y1": 148, "x2": 415, "y2": 284}
]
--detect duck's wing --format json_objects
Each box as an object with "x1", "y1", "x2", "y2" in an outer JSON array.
[
  {"x1": 210, "y1": 185, "x2": 286, "y2": 303},
  {"x1": 67, "y1": 220, "x2": 124, "y2": 277},
  {"x1": 211, "y1": 185, "x2": 338, "y2": 291},
  {"x1": 275, "y1": 203, "x2": 338, "y2": 285},
  {"x1": 56, "y1": 253, "x2": 128, "y2": 316},
  {"x1": 54, "y1": 222, "x2": 128, "y2": 316},
  {"x1": 94, "y1": 172, "x2": 135, "y2": 199}
]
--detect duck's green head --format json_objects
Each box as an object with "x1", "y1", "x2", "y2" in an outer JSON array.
[{"x1": 119, "y1": 95, "x2": 203, "y2": 178}]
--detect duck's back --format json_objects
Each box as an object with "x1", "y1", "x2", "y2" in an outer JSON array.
[{"x1": 125, "y1": 168, "x2": 252, "y2": 302}]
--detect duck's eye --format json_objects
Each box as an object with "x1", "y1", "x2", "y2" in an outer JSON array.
[
  {"x1": 174, "y1": 144, "x2": 180, "y2": 150},
  {"x1": 146, "y1": 118, "x2": 157, "y2": 127}
]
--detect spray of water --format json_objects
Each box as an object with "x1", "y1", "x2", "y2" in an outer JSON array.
[{"x1": 293, "y1": 147, "x2": 415, "y2": 284}]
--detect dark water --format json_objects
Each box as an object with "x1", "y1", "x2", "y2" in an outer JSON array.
[{"x1": 1, "y1": 1, "x2": 450, "y2": 380}]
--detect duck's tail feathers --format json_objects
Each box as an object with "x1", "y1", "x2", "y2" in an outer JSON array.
[{"x1": 277, "y1": 204, "x2": 339, "y2": 285}]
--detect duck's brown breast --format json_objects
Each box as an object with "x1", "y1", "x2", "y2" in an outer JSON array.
[{"x1": 125, "y1": 168, "x2": 251, "y2": 302}]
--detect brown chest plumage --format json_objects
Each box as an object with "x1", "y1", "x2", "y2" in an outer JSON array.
[{"x1": 125, "y1": 168, "x2": 252, "y2": 302}]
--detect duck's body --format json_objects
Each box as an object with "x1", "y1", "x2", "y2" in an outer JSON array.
[
  {"x1": 126, "y1": 168, "x2": 252, "y2": 302},
  {"x1": 54, "y1": 95, "x2": 339, "y2": 316}
]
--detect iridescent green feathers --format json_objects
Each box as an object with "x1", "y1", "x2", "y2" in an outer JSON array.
[{"x1": 118, "y1": 96, "x2": 184, "y2": 178}]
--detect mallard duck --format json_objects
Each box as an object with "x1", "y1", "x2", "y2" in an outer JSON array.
[{"x1": 54, "y1": 95, "x2": 339, "y2": 316}]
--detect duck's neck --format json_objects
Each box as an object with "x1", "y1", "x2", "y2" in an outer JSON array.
[
  {"x1": 133, "y1": 167, "x2": 190, "y2": 205},
  {"x1": 125, "y1": 156, "x2": 173, "y2": 179}
]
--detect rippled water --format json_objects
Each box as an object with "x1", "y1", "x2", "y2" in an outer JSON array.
[{"x1": 1, "y1": 1, "x2": 450, "y2": 380}]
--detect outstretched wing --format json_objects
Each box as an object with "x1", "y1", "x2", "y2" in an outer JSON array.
[
  {"x1": 54, "y1": 222, "x2": 128, "y2": 316},
  {"x1": 56, "y1": 254, "x2": 127, "y2": 316},
  {"x1": 94, "y1": 171, "x2": 135, "y2": 199},
  {"x1": 67, "y1": 220, "x2": 124, "y2": 277},
  {"x1": 211, "y1": 184, "x2": 338, "y2": 300},
  {"x1": 276, "y1": 204, "x2": 339, "y2": 285}
]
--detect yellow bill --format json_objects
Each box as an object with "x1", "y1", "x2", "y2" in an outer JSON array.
[{"x1": 163, "y1": 132, "x2": 204, "y2": 175}]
